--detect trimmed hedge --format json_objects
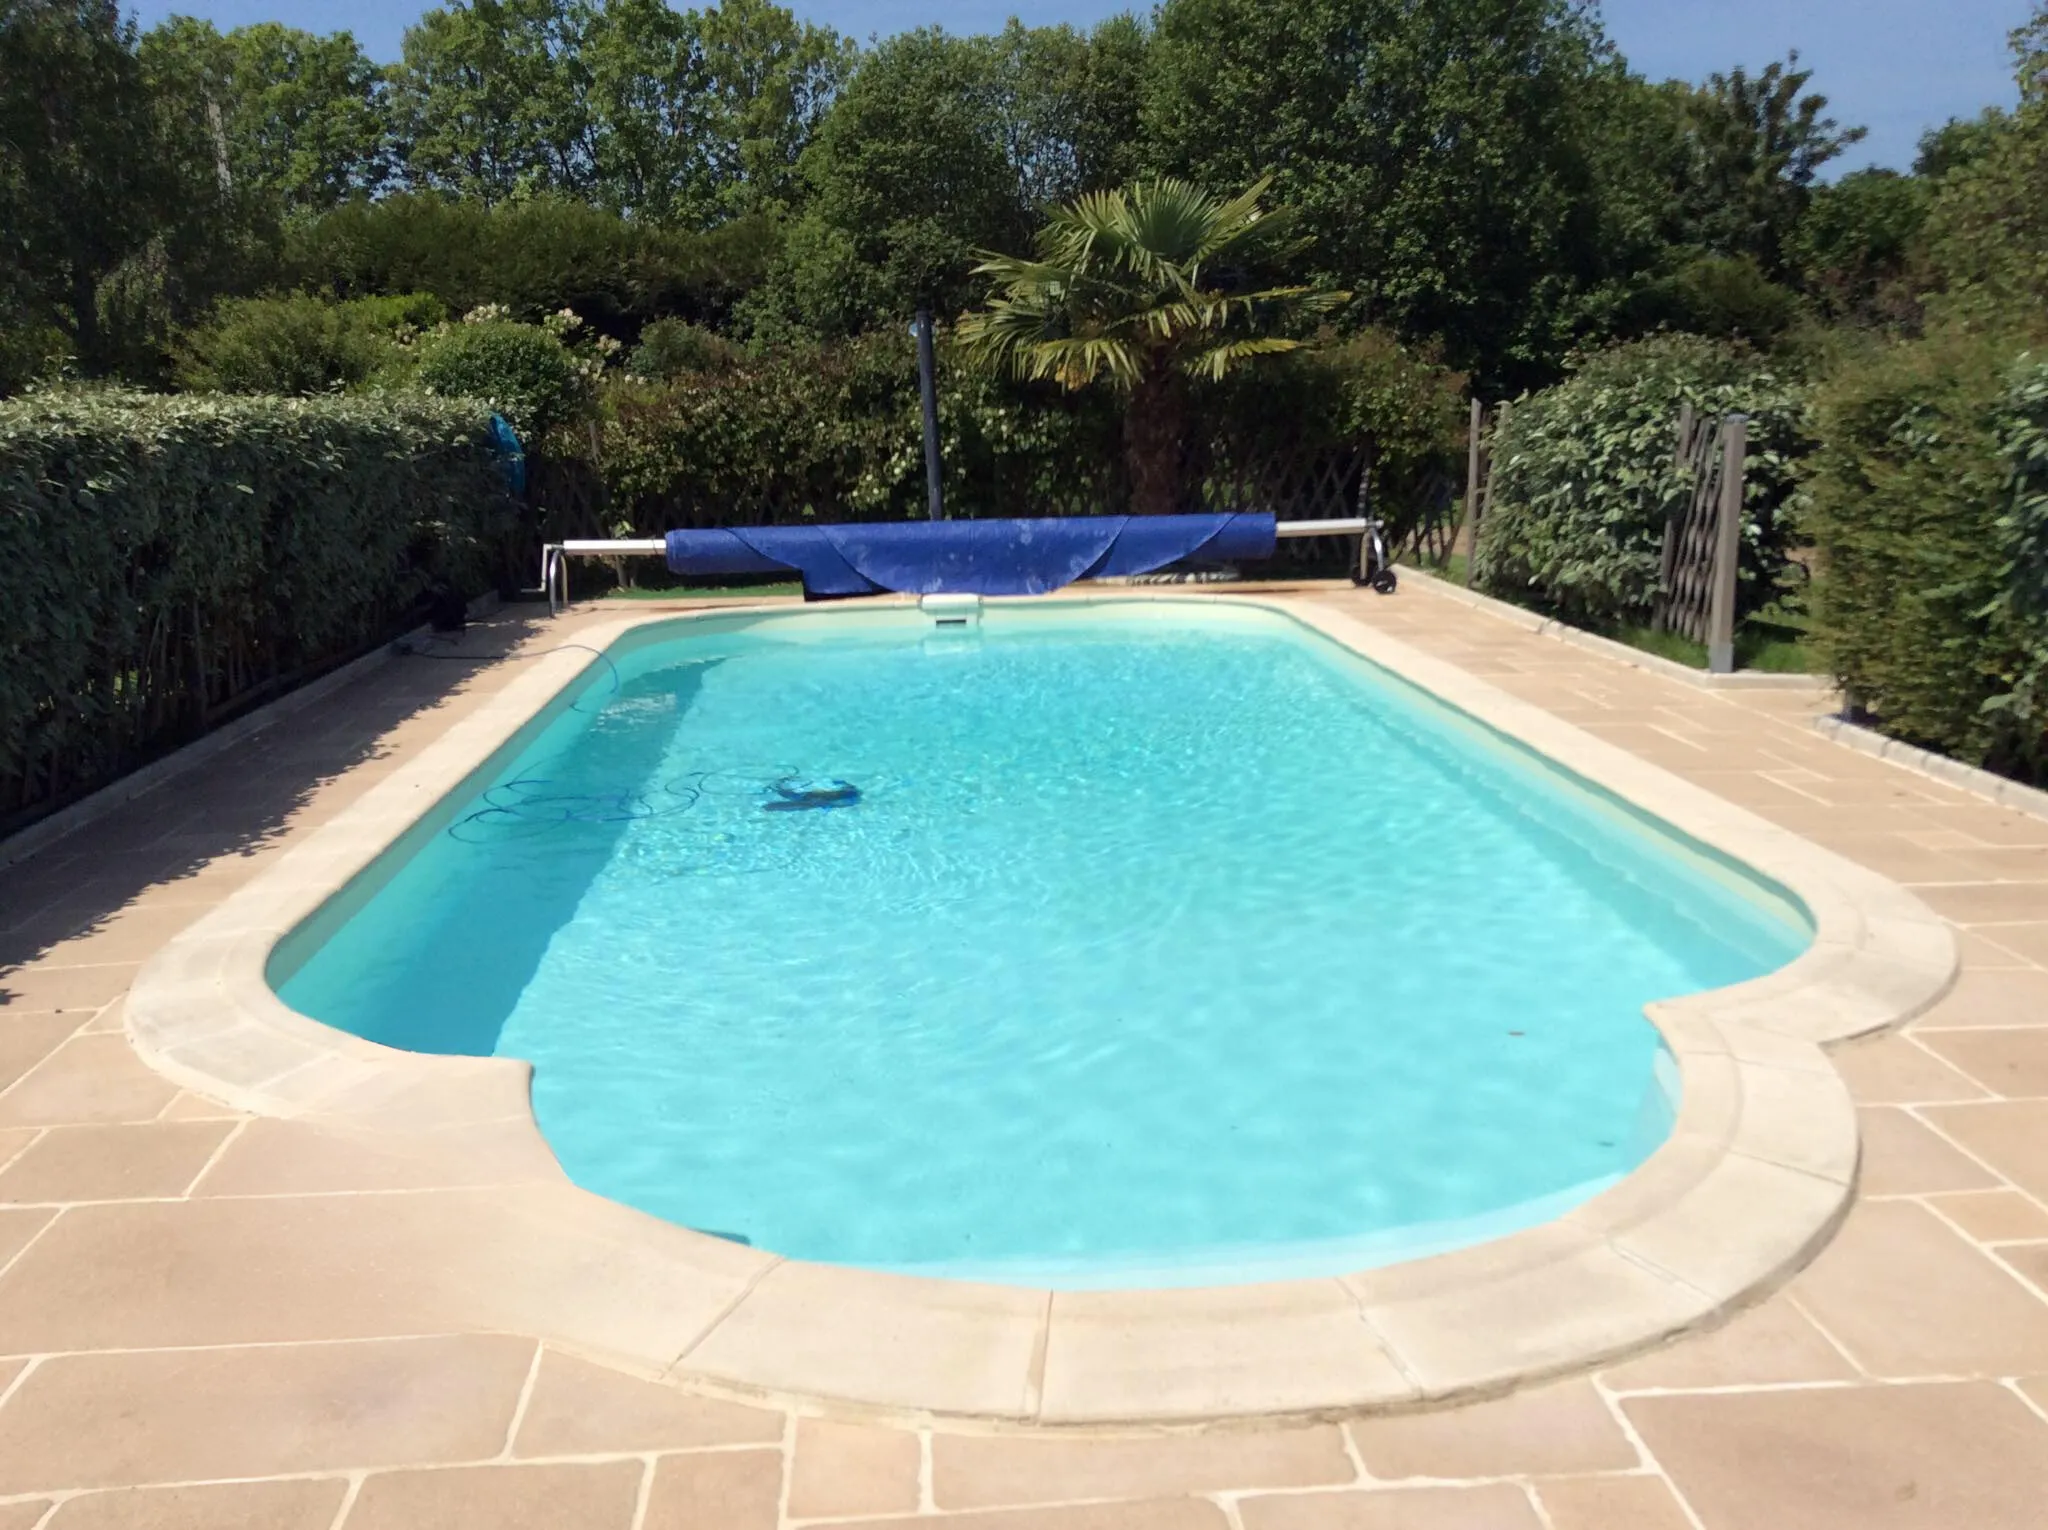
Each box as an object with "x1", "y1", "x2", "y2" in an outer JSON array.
[
  {"x1": 1473, "y1": 336, "x2": 1810, "y2": 628},
  {"x1": 0, "y1": 390, "x2": 514, "y2": 826},
  {"x1": 1806, "y1": 328, "x2": 2048, "y2": 779}
]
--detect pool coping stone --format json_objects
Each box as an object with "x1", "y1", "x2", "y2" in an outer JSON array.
[{"x1": 121, "y1": 593, "x2": 1954, "y2": 1428}]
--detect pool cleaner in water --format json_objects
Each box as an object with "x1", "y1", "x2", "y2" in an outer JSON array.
[{"x1": 764, "y1": 777, "x2": 861, "y2": 812}]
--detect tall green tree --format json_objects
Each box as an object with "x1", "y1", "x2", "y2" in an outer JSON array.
[
  {"x1": 958, "y1": 176, "x2": 1344, "y2": 514},
  {"x1": 140, "y1": 18, "x2": 392, "y2": 212},
  {"x1": 0, "y1": 0, "x2": 162, "y2": 371},
  {"x1": 753, "y1": 18, "x2": 1149, "y2": 338},
  {"x1": 1142, "y1": 0, "x2": 1618, "y2": 391}
]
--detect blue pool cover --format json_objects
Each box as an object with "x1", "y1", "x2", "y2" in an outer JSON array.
[{"x1": 663, "y1": 513, "x2": 1277, "y2": 598}]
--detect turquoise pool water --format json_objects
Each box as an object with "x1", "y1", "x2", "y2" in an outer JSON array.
[{"x1": 274, "y1": 601, "x2": 1808, "y2": 1288}]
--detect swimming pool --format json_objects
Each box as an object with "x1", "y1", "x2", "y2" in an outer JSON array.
[{"x1": 271, "y1": 600, "x2": 1809, "y2": 1289}]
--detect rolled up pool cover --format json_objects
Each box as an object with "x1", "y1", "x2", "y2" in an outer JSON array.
[{"x1": 663, "y1": 513, "x2": 1277, "y2": 598}]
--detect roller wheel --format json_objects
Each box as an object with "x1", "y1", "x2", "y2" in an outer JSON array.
[{"x1": 1370, "y1": 567, "x2": 1398, "y2": 595}]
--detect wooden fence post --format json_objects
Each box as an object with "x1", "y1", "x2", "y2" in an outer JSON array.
[
  {"x1": 1462, "y1": 398, "x2": 1483, "y2": 585},
  {"x1": 1707, "y1": 414, "x2": 1748, "y2": 675}
]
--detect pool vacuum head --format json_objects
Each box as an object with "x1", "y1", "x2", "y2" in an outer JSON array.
[{"x1": 764, "y1": 777, "x2": 861, "y2": 812}]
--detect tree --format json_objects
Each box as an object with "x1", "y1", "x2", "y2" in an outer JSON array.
[
  {"x1": 957, "y1": 176, "x2": 1345, "y2": 515},
  {"x1": 1789, "y1": 169, "x2": 1929, "y2": 324},
  {"x1": 751, "y1": 18, "x2": 1152, "y2": 340},
  {"x1": 1143, "y1": 0, "x2": 1620, "y2": 392},
  {"x1": 140, "y1": 18, "x2": 392, "y2": 213},
  {"x1": 0, "y1": 0, "x2": 162, "y2": 371},
  {"x1": 1670, "y1": 54, "x2": 1865, "y2": 280}
]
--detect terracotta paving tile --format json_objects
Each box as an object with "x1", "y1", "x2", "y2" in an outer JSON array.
[
  {"x1": 0, "y1": 1335, "x2": 535, "y2": 1493},
  {"x1": 1921, "y1": 1100, "x2": 2048, "y2": 1201},
  {"x1": 812, "y1": 1503, "x2": 1230, "y2": 1530},
  {"x1": 1626, "y1": 1381, "x2": 2048, "y2": 1529},
  {"x1": 1533, "y1": 1474, "x2": 1695, "y2": 1530},
  {"x1": 1856, "y1": 1107, "x2": 2000, "y2": 1195},
  {"x1": 1926, "y1": 1188, "x2": 2048, "y2": 1243},
  {"x1": 0, "y1": 1015, "x2": 85, "y2": 1094},
  {"x1": 1912, "y1": 965, "x2": 2048, "y2": 1027},
  {"x1": 512, "y1": 1350, "x2": 783, "y2": 1456},
  {"x1": 788, "y1": 1418, "x2": 921, "y2": 1519},
  {"x1": 344, "y1": 1462, "x2": 643, "y2": 1530},
  {"x1": 640, "y1": 1447, "x2": 782, "y2": 1530},
  {"x1": 1598, "y1": 1292, "x2": 1857, "y2": 1390},
  {"x1": 0, "y1": 965, "x2": 136, "y2": 1015},
  {"x1": 1237, "y1": 1484, "x2": 1542, "y2": 1530},
  {"x1": 46, "y1": 1478, "x2": 347, "y2": 1530},
  {"x1": 1344, "y1": 1379, "x2": 1635, "y2": 1479},
  {"x1": 933, "y1": 1424, "x2": 1350, "y2": 1511},
  {"x1": 1791, "y1": 1199, "x2": 2048, "y2": 1375},
  {"x1": 0, "y1": 1035, "x2": 180, "y2": 1127},
  {"x1": 1828, "y1": 1035, "x2": 1989, "y2": 1104},
  {"x1": 0, "y1": 1122, "x2": 235, "y2": 1203},
  {"x1": 1917, "y1": 1030, "x2": 2048, "y2": 1097}
]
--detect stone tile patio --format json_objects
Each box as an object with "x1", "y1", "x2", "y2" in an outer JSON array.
[{"x1": 0, "y1": 579, "x2": 2045, "y2": 1527}]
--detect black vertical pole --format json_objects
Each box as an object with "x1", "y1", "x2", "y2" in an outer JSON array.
[{"x1": 916, "y1": 307, "x2": 944, "y2": 520}]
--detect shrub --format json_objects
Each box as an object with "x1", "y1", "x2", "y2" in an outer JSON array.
[
  {"x1": 175, "y1": 292, "x2": 446, "y2": 395},
  {"x1": 0, "y1": 390, "x2": 514, "y2": 826},
  {"x1": 1473, "y1": 334, "x2": 1811, "y2": 627},
  {"x1": 627, "y1": 319, "x2": 739, "y2": 380},
  {"x1": 409, "y1": 315, "x2": 590, "y2": 440},
  {"x1": 1805, "y1": 326, "x2": 2048, "y2": 776}
]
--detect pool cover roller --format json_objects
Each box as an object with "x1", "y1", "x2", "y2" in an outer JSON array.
[{"x1": 663, "y1": 513, "x2": 1277, "y2": 599}]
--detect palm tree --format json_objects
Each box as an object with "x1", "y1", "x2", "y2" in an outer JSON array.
[{"x1": 957, "y1": 176, "x2": 1347, "y2": 516}]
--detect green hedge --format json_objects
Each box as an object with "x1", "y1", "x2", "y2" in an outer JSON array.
[
  {"x1": 0, "y1": 390, "x2": 514, "y2": 826},
  {"x1": 1473, "y1": 336, "x2": 1810, "y2": 627},
  {"x1": 1806, "y1": 327, "x2": 2048, "y2": 779}
]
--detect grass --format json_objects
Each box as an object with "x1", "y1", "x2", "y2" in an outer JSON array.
[{"x1": 602, "y1": 580, "x2": 805, "y2": 601}]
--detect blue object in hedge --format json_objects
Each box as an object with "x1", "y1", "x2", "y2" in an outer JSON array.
[
  {"x1": 662, "y1": 513, "x2": 1276, "y2": 598},
  {"x1": 488, "y1": 413, "x2": 526, "y2": 495}
]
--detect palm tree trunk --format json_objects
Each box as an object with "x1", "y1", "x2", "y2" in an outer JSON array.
[{"x1": 1125, "y1": 361, "x2": 1185, "y2": 517}]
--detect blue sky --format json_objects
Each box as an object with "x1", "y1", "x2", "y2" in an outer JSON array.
[{"x1": 130, "y1": 0, "x2": 2034, "y2": 173}]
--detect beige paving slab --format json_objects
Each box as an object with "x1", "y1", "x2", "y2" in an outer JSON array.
[
  {"x1": 46, "y1": 1479, "x2": 347, "y2": 1530},
  {"x1": 35, "y1": 905, "x2": 207, "y2": 970},
  {"x1": 190, "y1": 1116, "x2": 551, "y2": 1195},
  {"x1": 0, "y1": 1035, "x2": 181, "y2": 1127},
  {"x1": 1532, "y1": 1474, "x2": 1696, "y2": 1530},
  {"x1": 1917, "y1": 1029, "x2": 2048, "y2": 1097},
  {"x1": 1927, "y1": 1188, "x2": 2048, "y2": 1243},
  {"x1": 1968, "y1": 922, "x2": 2048, "y2": 966},
  {"x1": 788, "y1": 1419, "x2": 921, "y2": 1520},
  {"x1": 1788, "y1": 1199, "x2": 2048, "y2": 1377},
  {"x1": 1921, "y1": 1100, "x2": 2048, "y2": 1201},
  {"x1": 811, "y1": 1503, "x2": 1231, "y2": 1530},
  {"x1": 0, "y1": 964, "x2": 137, "y2": 1014},
  {"x1": 932, "y1": 1423, "x2": 1351, "y2": 1511},
  {"x1": 1827, "y1": 1035, "x2": 1989, "y2": 1104},
  {"x1": 1856, "y1": 1107, "x2": 2002, "y2": 1195},
  {"x1": 640, "y1": 1448, "x2": 782, "y2": 1530},
  {"x1": 1626, "y1": 1381, "x2": 2048, "y2": 1529},
  {"x1": 1237, "y1": 1484, "x2": 1543, "y2": 1530},
  {"x1": 1344, "y1": 1379, "x2": 1637, "y2": 1480},
  {"x1": 513, "y1": 1349, "x2": 783, "y2": 1456},
  {"x1": 1038, "y1": 1282, "x2": 1410, "y2": 1422},
  {"x1": 0, "y1": 1121, "x2": 235, "y2": 1203},
  {"x1": 2000, "y1": 1241, "x2": 2048, "y2": 1296},
  {"x1": 1598, "y1": 1292, "x2": 1858, "y2": 1390},
  {"x1": 0, "y1": 1505, "x2": 50, "y2": 1530},
  {"x1": 1913, "y1": 964, "x2": 2048, "y2": 1026},
  {"x1": 0, "y1": 1015, "x2": 86, "y2": 1094},
  {"x1": 344, "y1": 1461, "x2": 643, "y2": 1530},
  {"x1": 0, "y1": 1334, "x2": 535, "y2": 1493}
]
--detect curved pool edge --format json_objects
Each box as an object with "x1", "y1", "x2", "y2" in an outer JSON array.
[{"x1": 121, "y1": 591, "x2": 1955, "y2": 1428}]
